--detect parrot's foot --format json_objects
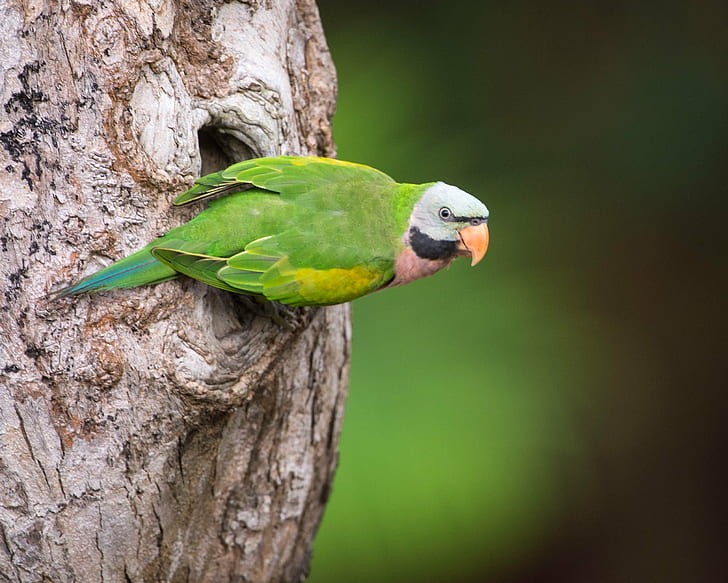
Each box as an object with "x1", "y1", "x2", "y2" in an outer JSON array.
[
  {"x1": 260, "y1": 300, "x2": 296, "y2": 330},
  {"x1": 236, "y1": 296, "x2": 306, "y2": 330}
]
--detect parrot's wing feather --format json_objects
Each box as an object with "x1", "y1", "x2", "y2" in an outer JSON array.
[
  {"x1": 180, "y1": 177, "x2": 255, "y2": 202},
  {"x1": 226, "y1": 246, "x2": 280, "y2": 272},
  {"x1": 216, "y1": 268, "x2": 264, "y2": 294},
  {"x1": 216, "y1": 247, "x2": 280, "y2": 294},
  {"x1": 174, "y1": 156, "x2": 395, "y2": 205},
  {"x1": 151, "y1": 247, "x2": 241, "y2": 294}
]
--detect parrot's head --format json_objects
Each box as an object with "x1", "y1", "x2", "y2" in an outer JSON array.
[{"x1": 408, "y1": 182, "x2": 490, "y2": 266}]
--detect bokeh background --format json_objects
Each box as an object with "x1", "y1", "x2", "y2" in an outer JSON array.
[{"x1": 309, "y1": 2, "x2": 727, "y2": 582}]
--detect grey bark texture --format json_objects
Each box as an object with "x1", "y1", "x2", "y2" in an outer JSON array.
[{"x1": 0, "y1": 1, "x2": 348, "y2": 581}]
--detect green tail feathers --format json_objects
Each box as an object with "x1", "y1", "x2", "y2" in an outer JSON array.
[{"x1": 54, "y1": 248, "x2": 178, "y2": 297}]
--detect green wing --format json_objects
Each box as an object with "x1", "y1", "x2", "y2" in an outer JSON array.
[
  {"x1": 151, "y1": 247, "x2": 240, "y2": 294},
  {"x1": 174, "y1": 156, "x2": 395, "y2": 205},
  {"x1": 150, "y1": 236, "x2": 393, "y2": 306},
  {"x1": 218, "y1": 239, "x2": 395, "y2": 306}
]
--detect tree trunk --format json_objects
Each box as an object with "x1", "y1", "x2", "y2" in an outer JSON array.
[{"x1": 0, "y1": 1, "x2": 346, "y2": 581}]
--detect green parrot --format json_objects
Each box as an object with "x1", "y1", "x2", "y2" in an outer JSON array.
[{"x1": 55, "y1": 156, "x2": 490, "y2": 306}]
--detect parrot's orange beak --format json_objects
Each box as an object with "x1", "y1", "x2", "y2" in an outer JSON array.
[{"x1": 457, "y1": 223, "x2": 489, "y2": 266}]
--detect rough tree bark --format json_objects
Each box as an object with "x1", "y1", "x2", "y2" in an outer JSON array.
[{"x1": 0, "y1": 1, "x2": 347, "y2": 581}]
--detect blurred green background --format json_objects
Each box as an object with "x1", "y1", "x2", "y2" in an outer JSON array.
[{"x1": 310, "y1": 2, "x2": 727, "y2": 582}]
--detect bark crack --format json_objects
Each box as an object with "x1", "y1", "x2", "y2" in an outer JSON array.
[
  {"x1": 96, "y1": 504, "x2": 106, "y2": 583},
  {"x1": 13, "y1": 404, "x2": 53, "y2": 493}
]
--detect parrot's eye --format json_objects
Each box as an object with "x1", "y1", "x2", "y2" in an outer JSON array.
[{"x1": 439, "y1": 207, "x2": 452, "y2": 220}]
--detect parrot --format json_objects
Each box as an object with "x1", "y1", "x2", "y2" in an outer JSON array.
[{"x1": 54, "y1": 156, "x2": 490, "y2": 306}]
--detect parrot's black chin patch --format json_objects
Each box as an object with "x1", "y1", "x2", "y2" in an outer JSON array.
[{"x1": 408, "y1": 227, "x2": 458, "y2": 261}]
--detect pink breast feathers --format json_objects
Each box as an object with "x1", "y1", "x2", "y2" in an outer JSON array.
[{"x1": 388, "y1": 246, "x2": 454, "y2": 287}]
